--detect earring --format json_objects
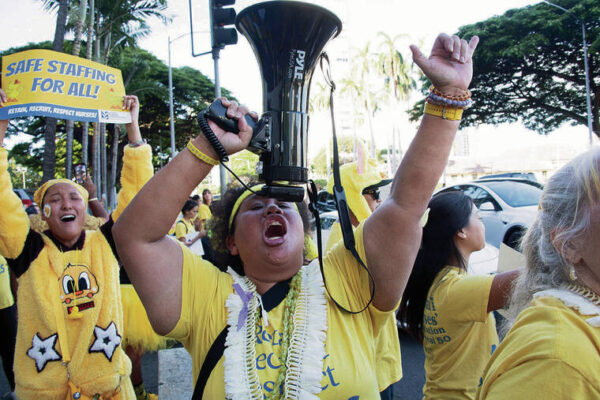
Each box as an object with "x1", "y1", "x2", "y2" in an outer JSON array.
[
  {"x1": 569, "y1": 265, "x2": 577, "y2": 281},
  {"x1": 43, "y1": 204, "x2": 52, "y2": 218}
]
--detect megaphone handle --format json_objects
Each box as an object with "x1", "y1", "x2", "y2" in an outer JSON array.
[
  {"x1": 204, "y1": 99, "x2": 257, "y2": 134},
  {"x1": 197, "y1": 112, "x2": 229, "y2": 162}
]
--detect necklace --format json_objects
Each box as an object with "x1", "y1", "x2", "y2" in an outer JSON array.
[
  {"x1": 224, "y1": 261, "x2": 327, "y2": 400},
  {"x1": 567, "y1": 283, "x2": 600, "y2": 307}
]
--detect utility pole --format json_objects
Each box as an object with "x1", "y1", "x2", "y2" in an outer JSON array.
[{"x1": 189, "y1": 0, "x2": 238, "y2": 195}]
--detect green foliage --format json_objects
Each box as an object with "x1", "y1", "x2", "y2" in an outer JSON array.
[
  {"x1": 410, "y1": 0, "x2": 599, "y2": 136},
  {"x1": 1, "y1": 42, "x2": 234, "y2": 176}
]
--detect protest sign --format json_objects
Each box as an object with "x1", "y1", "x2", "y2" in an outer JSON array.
[{"x1": 0, "y1": 49, "x2": 131, "y2": 123}]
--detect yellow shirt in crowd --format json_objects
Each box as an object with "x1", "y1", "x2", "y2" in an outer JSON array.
[
  {"x1": 422, "y1": 266, "x2": 497, "y2": 400},
  {"x1": 477, "y1": 294, "x2": 600, "y2": 399},
  {"x1": 0, "y1": 255, "x2": 14, "y2": 309},
  {"x1": 169, "y1": 223, "x2": 398, "y2": 398},
  {"x1": 174, "y1": 218, "x2": 195, "y2": 240},
  {"x1": 198, "y1": 203, "x2": 212, "y2": 221},
  {"x1": 325, "y1": 221, "x2": 402, "y2": 392}
]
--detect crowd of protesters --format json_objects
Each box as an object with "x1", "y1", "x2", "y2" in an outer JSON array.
[{"x1": 0, "y1": 28, "x2": 598, "y2": 400}]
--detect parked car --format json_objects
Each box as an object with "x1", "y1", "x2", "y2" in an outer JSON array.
[
  {"x1": 316, "y1": 190, "x2": 336, "y2": 213},
  {"x1": 13, "y1": 188, "x2": 36, "y2": 209},
  {"x1": 436, "y1": 178, "x2": 542, "y2": 249},
  {"x1": 479, "y1": 172, "x2": 538, "y2": 182}
]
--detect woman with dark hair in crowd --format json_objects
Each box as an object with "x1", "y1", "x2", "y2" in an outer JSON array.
[
  {"x1": 398, "y1": 191, "x2": 519, "y2": 399},
  {"x1": 113, "y1": 33, "x2": 479, "y2": 397},
  {"x1": 175, "y1": 199, "x2": 204, "y2": 247}
]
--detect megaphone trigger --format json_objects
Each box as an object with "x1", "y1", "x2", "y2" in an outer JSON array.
[{"x1": 204, "y1": 99, "x2": 258, "y2": 135}]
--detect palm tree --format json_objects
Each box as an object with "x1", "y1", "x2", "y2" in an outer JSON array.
[
  {"x1": 339, "y1": 42, "x2": 383, "y2": 159},
  {"x1": 376, "y1": 32, "x2": 416, "y2": 173},
  {"x1": 41, "y1": 0, "x2": 68, "y2": 183},
  {"x1": 94, "y1": 0, "x2": 170, "y2": 208},
  {"x1": 64, "y1": 0, "x2": 89, "y2": 179}
]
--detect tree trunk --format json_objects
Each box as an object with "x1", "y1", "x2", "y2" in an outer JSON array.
[
  {"x1": 65, "y1": 0, "x2": 89, "y2": 178},
  {"x1": 81, "y1": 0, "x2": 94, "y2": 167},
  {"x1": 41, "y1": 0, "x2": 68, "y2": 183},
  {"x1": 93, "y1": 9, "x2": 101, "y2": 198},
  {"x1": 101, "y1": 123, "x2": 107, "y2": 201},
  {"x1": 108, "y1": 124, "x2": 120, "y2": 210}
]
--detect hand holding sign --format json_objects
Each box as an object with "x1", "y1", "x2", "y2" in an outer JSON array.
[
  {"x1": 0, "y1": 89, "x2": 7, "y2": 145},
  {"x1": 1, "y1": 49, "x2": 131, "y2": 124}
]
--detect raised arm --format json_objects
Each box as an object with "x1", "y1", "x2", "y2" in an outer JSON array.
[
  {"x1": 83, "y1": 174, "x2": 109, "y2": 222},
  {"x1": 109, "y1": 95, "x2": 153, "y2": 222},
  {"x1": 364, "y1": 34, "x2": 479, "y2": 311},
  {"x1": 0, "y1": 89, "x2": 31, "y2": 259},
  {"x1": 112, "y1": 99, "x2": 255, "y2": 334},
  {"x1": 487, "y1": 269, "x2": 521, "y2": 313}
]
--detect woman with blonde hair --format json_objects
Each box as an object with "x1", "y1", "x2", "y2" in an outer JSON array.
[{"x1": 477, "y1": 148, "x2": 600, "y2": 398}]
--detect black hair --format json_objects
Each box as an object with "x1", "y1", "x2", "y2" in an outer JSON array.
[
  {"x1": 181, "y1": 199, "x2": 199, "y2": 215},
  {"x1": 191, "y1": 194, "x2": 200, "y2": 201},
  {"x1": 25, "y1": 205, "x2": 39, "y2": 215},
  {"x1": 208, "y1": 182, "x2": 310, "y2": 274},
  {"x1": 397, "y1": 191, "x2": 474, "y2": 343}
]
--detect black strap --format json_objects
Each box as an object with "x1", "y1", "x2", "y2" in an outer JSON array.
[
  {"x1": 317, "y1": 53, "x2": 375, "y2": 314},
  {"x1": 191, "y1": 327, "x2": 227, "y2": 399},
  {"x1": 191, "y1": 279, "x2": 291, "y2": 398},
  {"x1": 176, "y1": 220, "x2": 188, "y2": 235}
]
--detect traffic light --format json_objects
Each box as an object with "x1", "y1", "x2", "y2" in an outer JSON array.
[{"x1": 210, "y1": 0, "x2": 238, "y2": 49}]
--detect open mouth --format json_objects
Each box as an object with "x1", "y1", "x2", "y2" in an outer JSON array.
[
  {"x1": 60, "y1": 214, "x2": 76, "y2": 222},
  {"x1": 264, "y1": 216, "x2": 287, "y2": 244}
]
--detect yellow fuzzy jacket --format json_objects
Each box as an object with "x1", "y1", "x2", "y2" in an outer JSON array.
[{"x1": 0, "y1": 145, "x2": 153, "y2": 400}]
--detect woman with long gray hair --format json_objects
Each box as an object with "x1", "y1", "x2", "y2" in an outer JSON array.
[{"x1": 477, "y1": 148, "x2": 600, "y2": 399}]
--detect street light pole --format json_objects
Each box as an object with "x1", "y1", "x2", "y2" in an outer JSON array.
[
  {"x1": 168, "y1": 31, "x2": 208, "y2": 162},
  {"x1": 542, "y1": 0, "x2": 594, "y2": 146},
  {"x1": 212, "y1": 47, "x2": 228, "y2": 196},
  {"x1": 581, "y1": 23, "x2": 594, "y2": 146},
  {"x1": 168, "y1": 36, "x2": 176, "y2": 160}
]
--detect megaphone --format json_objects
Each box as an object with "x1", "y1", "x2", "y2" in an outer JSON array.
[{"x1": 204, "y1": 1, "x2": 342, "y2": 201}]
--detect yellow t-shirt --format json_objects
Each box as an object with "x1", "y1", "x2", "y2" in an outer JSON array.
[
  {"x1": 198, "y1": 203, "x2": 212, "y2": 221},
  {"x1": 0, "y1": 255, "x2": 14, "y2": 309},
  {"x1": 477, "y1": 294, "x2": 600, "y2": 399},
  {"x1": 174, "y1": 218, "x2": 194, "y2": 240},
  {"x1": 325, "y1": 222, "x2": 343, "y2": 253},
  {"x1": 423, "y1": 267, "x2": 497, "y2": 400},
  {"x1": 325, "y1": 221, "x2": 403, "y2": 392},
  {"x1": 169, "y1": 223, "x2": 397, "y2": 398}
]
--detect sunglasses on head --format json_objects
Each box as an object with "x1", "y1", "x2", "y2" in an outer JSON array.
[{"x1": 363, "y1": 189, "x2": 380, "y2": 201}]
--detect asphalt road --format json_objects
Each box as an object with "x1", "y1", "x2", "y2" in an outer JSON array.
[{"x1": 0, "y1": 331, "x2": 424, "y2": 399}]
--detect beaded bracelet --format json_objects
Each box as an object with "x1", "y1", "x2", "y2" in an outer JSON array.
[
  {"x1": 186, "y1": 139, "x2": 219, "y2": 166},
  {"x1": 427, "y1": 86, "x2": 472, "y2": 109}
]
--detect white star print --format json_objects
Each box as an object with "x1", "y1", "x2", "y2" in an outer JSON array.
[
  {"x1": 27, "y1": 333, "x2": 61, "y2": 372},
  {"x1": 89, "y1": 322, "x2": 122, "y2": 361}
]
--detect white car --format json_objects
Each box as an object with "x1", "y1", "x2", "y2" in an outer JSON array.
[{"x1": 437, "y1": 178, "x2": 542, "y2": 249}]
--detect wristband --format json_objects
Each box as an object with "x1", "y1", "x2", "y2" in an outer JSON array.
[
  {"x1": 186, "y1": 140, "x2": 220, "y2": 166},
  {"x1": 128, "y1": 139, "x2": 146, "y2": 147},
  {"x1": 424, "y1": 103, "x2": 463, "y2": 121},
  {"x1": 89, "y1": 197, "x2": 98, "y2": 202}
]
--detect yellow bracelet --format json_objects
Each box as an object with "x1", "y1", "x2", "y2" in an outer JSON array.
[
  {"x1": 186, "y1": 140, "x2": 219, "y2": 166},
  {"x1": 424, "y1": 102, "x2": 463, "y2": 121}
]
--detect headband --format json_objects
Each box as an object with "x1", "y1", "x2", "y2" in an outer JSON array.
[
  {"x1": 228, "y1": 184, "x2": 299, "y2": 230},
  {"x1": 34, "y1": 179, "x2": 89, "y2": 207}
]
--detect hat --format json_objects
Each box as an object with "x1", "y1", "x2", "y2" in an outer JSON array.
[
  {"x1": 362, "y1": 179, "x2": 392, "y2": 195},
  {"x1": 34, "y1": 179, "x2": 89, "y2": 207}
]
